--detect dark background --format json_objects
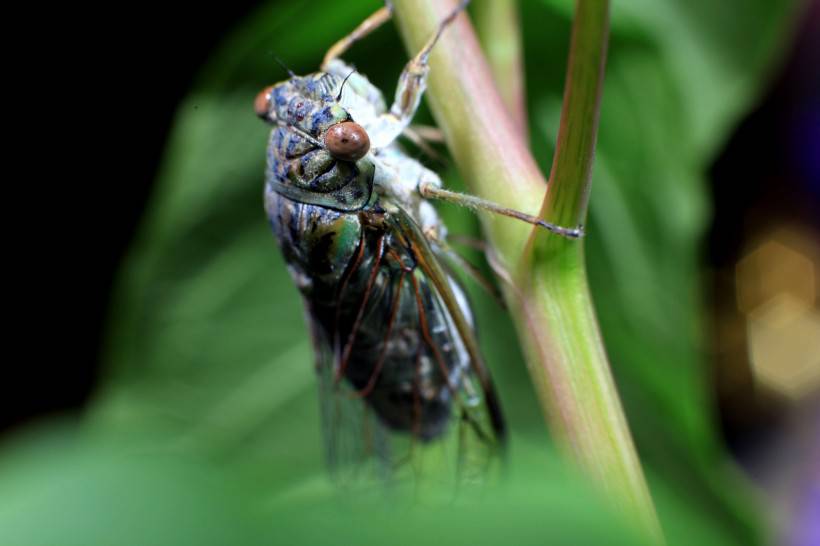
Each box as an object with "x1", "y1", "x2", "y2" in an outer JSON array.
[
  {"x1": 708, "y1": 5, "x2": 819, "y2": 454},
  {"x1": 7, "y1": 1, "x2": 258, "y2": 432},
  {"x1": 7, "y1": 0, "x2": 818, "y2": 456}
]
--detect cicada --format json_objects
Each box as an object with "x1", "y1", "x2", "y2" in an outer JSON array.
[{"x1": 255, "y1": 1, "x2": 581, "y2": 487}]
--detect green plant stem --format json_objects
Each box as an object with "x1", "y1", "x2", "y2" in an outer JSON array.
[
  {"x1": 515, "y1": 3, "x2": 663, "y2": 540},
  {"x1": 536, "y1": 0, "x2": 605, "y2": 230},
  {"x1": 391, "y1": 0, "x2": 663, "y2": 542},
  {"x1": 474, "y1": 0, "x2": 528, "y2": 136}
]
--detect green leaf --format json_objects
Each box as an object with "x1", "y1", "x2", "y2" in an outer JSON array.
[
  {"x1": 0, "y1": 423, "x2": 643, "y2": 546},
  {"x1": 0, "y1": 0, "x2": 796, "y2": 544}
]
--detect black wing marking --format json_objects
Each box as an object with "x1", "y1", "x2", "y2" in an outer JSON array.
[
  {"x1": 303, "y1": 206, "x2": 505, "y2": 491},
  {"x1": 388, "y1": 207, "x2": 506, "y2": 444}
]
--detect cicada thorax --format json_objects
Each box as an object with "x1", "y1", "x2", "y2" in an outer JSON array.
[
  {"x1": 265, "y1": 189, "x2": 474, "y2": 442},
  {"x1": 262, "y1": 73, "x2": 375, "y2": 212}
]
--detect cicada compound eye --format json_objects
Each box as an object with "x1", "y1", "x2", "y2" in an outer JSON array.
[
  {"x1": 324, "y1": 121, "x2": 370, "y2": 162},
  {"x1": 254, "y1": 85, "x2": 275, "y2": 119}
]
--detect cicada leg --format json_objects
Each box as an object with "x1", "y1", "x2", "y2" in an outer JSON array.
[
  {"x1": 401, "y1": 126, "x2": 446, "y2": 163},
  {"x1": 437, "y1": 243, "x2": 507, "y2": 309},
  {"x1": 321, "y1": 4, "x2": 394, "y2": 71},
  {"x1": 419, "y1": 181, "x2": 585, "y2": 239},
  {"x1": 365, "y1": 0, "x2": 469, "y2": 147},
  {"x1": 408, "y1": 124, "x2": 445, "y2": 143},
  {"x1": 379, "y1": 157, "x2": 584, "y2": 239}
]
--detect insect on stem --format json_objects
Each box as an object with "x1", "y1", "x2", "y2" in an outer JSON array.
[
  {"x1": 258, "y1": 0, "x2": 508, "y2": 482},
  {"x1": 418, "y1": 182, "x2": 584, "y2": 239}
]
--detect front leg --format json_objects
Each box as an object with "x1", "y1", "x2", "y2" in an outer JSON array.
[
  {"x1": 321, "y1": 4, "x2": 393, "y2": 71},
  {"x1": 418, "y1": 182, "x2": 585, "y2": 239},
  {"x1": 368, "y1": 1, "x2": 470, "y2": 148}
]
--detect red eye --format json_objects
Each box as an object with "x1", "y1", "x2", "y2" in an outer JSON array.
[
  {"x1": 254, "y1": 85, "x2": 274, "y2": 119},
  {"x1": 324, "y1": 121, "x2": 370, "y2": 161}
]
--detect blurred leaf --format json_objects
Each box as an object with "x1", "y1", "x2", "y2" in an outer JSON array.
[
  {"x1": 1, "y1": 0, "x2": 797, "y2": 544},
  {"x1": 0, "y1": 422, "x2": 262, "y2": 546},
  {"x1": 0, "y1": 423, "x2": 643, "y2": 546}
]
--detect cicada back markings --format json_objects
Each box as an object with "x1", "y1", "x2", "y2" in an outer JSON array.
[{"x1": 257, "y1": 74, "x2": 375, "y2": 210}]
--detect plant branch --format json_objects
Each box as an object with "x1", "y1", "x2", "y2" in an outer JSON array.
[
  {"x1": 391, "y1": 0, "x2": 664, "y2": 542},
  {"x1": 535, "y1": 0, "x2": 607, "y2": 234},
  {"x1": 474, "y1": 0, "x2": 528, "y2": 136}
]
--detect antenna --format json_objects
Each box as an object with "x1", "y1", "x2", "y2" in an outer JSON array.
[
  {"x1": 272, "y1": 55, "x2": 296, "y2": 78},
  {"x1": 335, "y1": 68, "x2": 357, "y2": 102}
]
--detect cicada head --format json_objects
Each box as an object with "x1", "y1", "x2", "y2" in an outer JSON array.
[{"x1": 256, "y1": 73, "x2": 375, "y2": 212}]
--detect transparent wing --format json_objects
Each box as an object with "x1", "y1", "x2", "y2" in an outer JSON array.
[{"x1": 307, "y1": 311, "x2": 392, "y2": 487}]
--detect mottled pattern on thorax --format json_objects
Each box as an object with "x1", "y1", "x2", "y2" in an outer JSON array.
[
  {"x1": 264, "y1": 190, "x2": 362, "y2": 300},
  {"x1": 264, "y1": 72, "x2": 377, "y2": 211},
  {"x1": 266, "y1": 74, "x2": 349, "y2": 177},
  {"x1": 267, "y1": 73, "x2": 349, "y2": 132}
]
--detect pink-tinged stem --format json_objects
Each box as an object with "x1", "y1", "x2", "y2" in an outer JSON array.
[{"x1": 474, "y1": 0, "x2": 528, "y2": 137}]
